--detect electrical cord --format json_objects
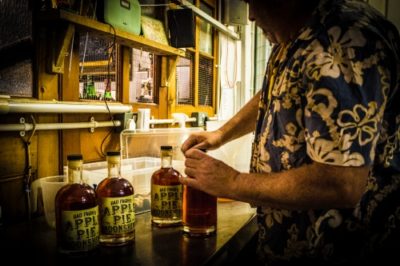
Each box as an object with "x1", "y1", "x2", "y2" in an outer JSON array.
[{"x1": 100, "y1": 23, "x2": 117, "y2": 157}]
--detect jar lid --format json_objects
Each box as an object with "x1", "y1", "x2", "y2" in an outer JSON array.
[
  {"x1": 161, "y1": 145, "x2": 173, "y2": 150},
  {"x1": 107, "y1": 151, "x2": 121, "y2": 156},
  {"x1": 67, "y1": 154, "x2": 83, "y2": 161}
]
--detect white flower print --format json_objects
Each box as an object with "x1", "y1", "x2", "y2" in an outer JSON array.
[
  {"x1": 337, "y1": 102, "x2": 379, "y2": 146},
  {"x1": 305, "y1": 87, "x2": 339, "y2": 141},
  {"x1": 306, "y1": 134, "x2": 365, "y2": 166},
  {"x1": 262, "y1": 207, "x2": 291, "y2": 228},
  {"x1": 305, "y1": 26, "x2": 366, "y2": 85}
]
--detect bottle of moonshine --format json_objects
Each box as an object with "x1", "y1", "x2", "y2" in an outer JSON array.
[
  {"x1": 96, "y1": 151, "x2": 135, "y2": 246},
  {"x1": 55, "y1": 154, "x2": 100, "y2": 255},
  {"x1": 183, "y1": 149, "x2": 217, "y2": 237},
  {"x1": 151, "y1": 145, "x2": 183, "y2": 227}
]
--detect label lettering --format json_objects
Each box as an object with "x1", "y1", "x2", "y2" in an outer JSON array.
[
  {"x1": 61, "y1": 206, "x2": 100, "y2": 251},
  {"x1": 151, "y1": 184, "x2": 183, "y2": 218},
  {"x1": 100, "y1": 195, "x2": 135, "y2": 235}
]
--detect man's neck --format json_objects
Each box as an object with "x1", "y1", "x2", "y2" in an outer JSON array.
[{"x1": 274, "y1": 0, "x2": 319, "y2": 43}]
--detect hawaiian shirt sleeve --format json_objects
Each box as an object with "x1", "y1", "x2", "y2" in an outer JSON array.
[{"x1": 301, "y1": 25, "x2": 391, "y2": 167}]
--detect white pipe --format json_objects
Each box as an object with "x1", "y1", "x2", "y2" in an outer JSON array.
[
  {"x1": 186, "y1": 117, "x2": 197, "y2": 122},
  {"x1": 149, "y1": 119, "x2": 175, "y2": 125},
  {"x1": 0, "y1": 120, "x2": 121, "y2": 132},
  {"x1": 0, "y1": 100, "x2": 131, "y2": 114},
  {"x1": 180, "y1": 0, "x2": 240, "y2": 40},
  {"x1": 149, "y1": 117, "x2": 196, "y2": 124}
]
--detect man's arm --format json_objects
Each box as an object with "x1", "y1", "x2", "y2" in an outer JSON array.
[
  {"x1": 215, "y1": 90, "x2": 261, "y2": 145},
  {"x1": 181, "y1": 90, "x2": 260, "y2": 152},
  {"x1": 230, "y1": 162, "x2": 369, "y2": 209},
  {"x1": 183, "y1": 149, "x2": 369, "y2": 210}
]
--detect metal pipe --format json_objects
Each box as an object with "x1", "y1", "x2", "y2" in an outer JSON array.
[
  {"x1": 0, "y1": 120, "x2": 121, "y2": 132},
  {"x1": 179, "y1": 0, "x2": 240, "y2": 40},
  {"x1": 0, "y1": 100, "x2": 131, "y2": 114}
]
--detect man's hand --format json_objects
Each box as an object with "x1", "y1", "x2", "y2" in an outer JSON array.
[
  {"x1": 180, "y1": 148, "x2": 240, "y2": 198},
  {"x1": 181, "y1": 130, "x2": 224, "y2": 153},
  {"x1": 181, "y1": 148, "x2": 370, "y2": 209}
]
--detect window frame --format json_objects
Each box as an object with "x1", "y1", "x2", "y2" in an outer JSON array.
[{"x1": 174, "y1": 0, "x2": 218, "y2": 118}]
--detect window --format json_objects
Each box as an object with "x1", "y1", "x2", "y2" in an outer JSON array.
[
  {"x1": 199, "y1": 2, "x2": 214, "y2": 55},
  {"x1": 78, "y1": 33, "x2": 117, "y2": 101},
  {"x1": 129, "y1": 48, "x2": 156, "y2": 104},
  {"x1": 254, "y1": 26, "x2": 272, "y2": 93},
  {"x1": 198, "y1": 55, "x2": 213, "y2": 106},
  {"x1": 176, "y1": 54, "x2": 194, "y2": 105},
  {"x1": 175, "y1": 0, "x2": 217, "y2": 113},
  {"x1": 0, "y1": 0, "x2": 33, "y2": 97}
]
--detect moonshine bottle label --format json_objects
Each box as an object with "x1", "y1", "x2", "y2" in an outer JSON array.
[
  {"x1": 61, "y1": 206, "x2": 100, "y2": 251},
  {"x1": 100, "y1": 195, "x2": 135, "y2": 235},
  {"x1": 151, "y1": 184, "x2": 183, "y2": 218}
]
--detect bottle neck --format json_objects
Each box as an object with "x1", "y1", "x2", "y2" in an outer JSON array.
[
  {"x1": 107, "y1": 156, "x2": 121, "y2": 178},
  {"x1": 68, "y1": 160, "x2": 83, "y2": 184},
  {"x1": 161, "y1": 151, "x2": 172, "y2": 168}
]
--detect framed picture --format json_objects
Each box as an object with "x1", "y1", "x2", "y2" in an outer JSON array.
[{"x1": 141, "y1": 16, "x2": 169, "y2": 45}]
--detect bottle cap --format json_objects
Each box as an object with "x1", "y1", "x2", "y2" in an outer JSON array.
[
  {"x1": 67, "y1": 154, "x2": 83, "y2": 161},
  {"x1": 107, "y1": 151, "x2": 121, "y2": 156},
  {"x1": 161, "y1": 145, "x2": 173, "y2": 150}
]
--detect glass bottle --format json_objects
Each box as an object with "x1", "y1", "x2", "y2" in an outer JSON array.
[
  {"x1": 55, "y1": 154, "x2": 100, "y2": 255},
  {"x1": 151, "y1": 145, "x2": 183, "y2": 227},
  {"x1": 182, "y1": 150, "x2": 217, "y2": 237},
  {"x1": 96, "y1": 151, "x2": 135, "y2": 246}
]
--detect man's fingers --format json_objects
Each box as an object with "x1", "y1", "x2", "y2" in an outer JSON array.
[
  {"x1": 181, "y1": 138, "x2": 198, "y2": 153},
  {"x1": 184, "y1": 166, "x2": 196, "y2": 178},
  {"x1": 185, "y1": 148, "x2": 206, "y2": 159},
  {"x1": 179, "y1": 174, "x2": 196, "y2": 187}
]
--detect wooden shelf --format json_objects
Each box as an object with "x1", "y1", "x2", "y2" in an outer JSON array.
[{"x1": 41, "y1": 9, "x2": 186, "y2": 57}]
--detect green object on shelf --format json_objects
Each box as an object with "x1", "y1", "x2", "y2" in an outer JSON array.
[
  {"x1": 86, "y1": 75, "x2": 97, "y2": 99},
  {"x1": 103, "y1": 0, "x2": 141, "y2": 35},
  {"x1": 104, "y1": 91, "x2": 112, "y2": 100}
]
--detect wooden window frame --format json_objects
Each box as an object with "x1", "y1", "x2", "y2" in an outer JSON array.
[{"x1": 174, "y1": 0, "x2": 219, "y2": 118}]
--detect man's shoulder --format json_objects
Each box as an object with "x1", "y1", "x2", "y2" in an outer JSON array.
[
  {"x1": 316, "y1": 0, "x2": 398, "y2": 42},
  {"x1": 296, "y1": 0, "x2": 400, "y2": 56}
]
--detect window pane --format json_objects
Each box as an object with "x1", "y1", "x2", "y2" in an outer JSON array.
[
  {"x1": 254, "y1": 27, "x2": 272, "y2": 92},
  {"x1": 130, "y1": 48, "x2": 155, "y2": 103},
  {"x1": 199, "y1": 55, "x2": 213, "y2": 106},
  {"x1": 199, "y1": 2, "x2": 213, "y2": 55},
  {"x1": 0, "y1": 0, "x2": 33, "y2": 97},
  {"x1": 78, "y1": 33, "x2": 117, "y2": 101},
  {"x1": 176, "y1": 53, "x2": 194, "y2": 105}
]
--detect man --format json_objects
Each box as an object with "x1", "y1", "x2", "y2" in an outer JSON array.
[{"x1": 180, "y1": 0, "x2": 400, "y2": 265}]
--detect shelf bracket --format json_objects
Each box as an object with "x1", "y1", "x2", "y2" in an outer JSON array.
[{"x1": 47, "y1": 23, "x2": 75, "y2": 74}]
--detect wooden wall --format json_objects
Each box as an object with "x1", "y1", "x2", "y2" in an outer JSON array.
[{"x1": 0, "y1": 0, "x2": 219, "y2": 225}]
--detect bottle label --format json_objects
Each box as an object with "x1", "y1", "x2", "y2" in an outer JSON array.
[
  {"x1": 100, "y1": 195, "x2": 135, "y2": 235},
  {"x1": 61, "y1": 206, "x2": 100, "y2": 251},
  {"x1": 151, "y1": 184, "x2": 183, "y2": 218}
]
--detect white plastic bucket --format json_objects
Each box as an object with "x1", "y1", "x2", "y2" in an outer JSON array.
[{"x1": 39, "y1": 175, "x2": 67, "y2": 229}]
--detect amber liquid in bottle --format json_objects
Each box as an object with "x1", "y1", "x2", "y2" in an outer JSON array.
[
  {"x1": 151, "y1": 146, "x2": 183, "y2": 227},
  {"x1": 182, "y1": 150, "x2": 217, "y2": 237},
  {"x1": 183, "y1": 186, "x2": 217, "y2": 236},
  {"x1": 55, "y1": 154, "x2": 100, "y2": 255},
  {"x1": 96, "y1": 151, "x2": 135, "y2": 246}
]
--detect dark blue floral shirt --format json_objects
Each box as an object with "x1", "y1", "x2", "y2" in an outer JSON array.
[{"x1": 251, "y1": 0, "x2": 400, "y2": 264}]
